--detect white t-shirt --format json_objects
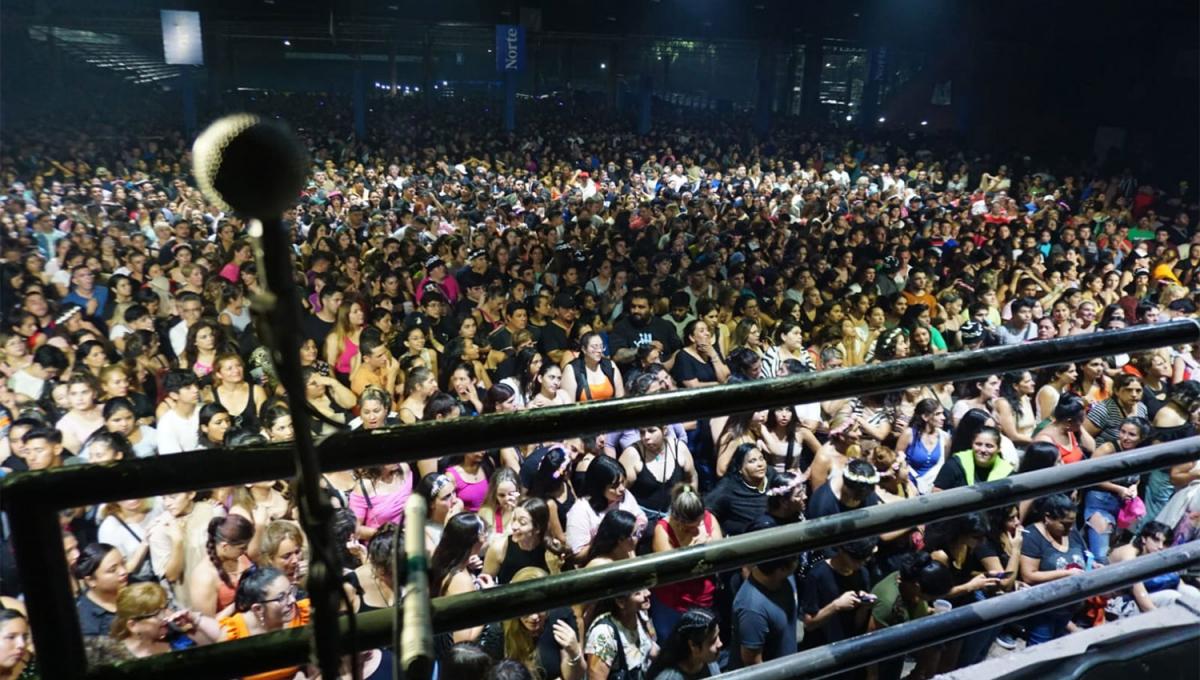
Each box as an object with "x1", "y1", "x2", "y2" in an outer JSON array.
[
  {"x1": 97, "y1": 506, "x2": 161, "y2": 580},
  {"x1": 565, "y1": 491, "x2": 646, "y2": 554},
  {"x1": 157, "y1": 408, "x2": 200, "y2": 454},
  {"x1": 9, "y1": 370, "x2": 46, "y2": 400}
]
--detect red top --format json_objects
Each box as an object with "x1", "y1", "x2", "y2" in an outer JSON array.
[{"x1": 652, "y1": 512, "x2": 717, "y2": 611}]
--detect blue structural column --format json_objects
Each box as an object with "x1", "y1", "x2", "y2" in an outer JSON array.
[
  {"x1": 353, "y1": 65, "x2": 366, "y2": 138},
  {"x1": 860, "y1": 46, "x2": 888, "y2": 128},
  {"x1": 503, "y1": 70, "x2": 517, "y2": 131},
  {"x1": 637, "y1": 75, "x2": 652, "y2": 135},
  {"x1": 800, "y1": 41, "x2": 823, "y2": 123},
  {"x1": 181, "y1": 67, "x2": 197, "y2": 138},
  {"x1": 754, "y1": 44, "x2": 774, "y2": 135}
]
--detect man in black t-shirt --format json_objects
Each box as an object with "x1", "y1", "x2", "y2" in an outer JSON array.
[
  {"x1": 537, "y1": 292, "x2": 578, "y2": 364},
  {"x1": 806, "y1": 459, "x2": 881, "y2": 520},
  {"x1": 301, "y1": 285, "x2": 344, "y2": 347},
  {"x1": 609, "y1": 288, "x2": 682, "y2": 368},
  {"x1": 802, "y1": 537, "x2": 878, "y2": 651}
]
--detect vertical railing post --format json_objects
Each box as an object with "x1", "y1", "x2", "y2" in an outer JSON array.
[{"x1": 5, "y1": 501, "x2": 87, "y2": 679}]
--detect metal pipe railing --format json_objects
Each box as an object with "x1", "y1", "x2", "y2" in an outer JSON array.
[
  {"x1": 7, "y1": 320, "x2": 1198, "y2": 680},
  {"x1": 80, "y1": 436, "x2": 1200, "y2": 679},
  {"x1": 5, "y1": 320, "x2": 1196, "y2": 509},
  {"x1": 7, "y1": 321, "x2": 1196, "y2": 678},
  {"x1": 715, "y1": 541, "x2": 1200, "y2": 680}
]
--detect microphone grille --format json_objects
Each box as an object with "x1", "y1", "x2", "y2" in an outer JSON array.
[{"x1": 192, "y1": 113, "x2": 308, "y2": 217}]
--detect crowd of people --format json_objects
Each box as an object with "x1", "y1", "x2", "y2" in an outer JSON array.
[{"x1": 1, "y1": 93, "x2": 1200, "y2": 680}]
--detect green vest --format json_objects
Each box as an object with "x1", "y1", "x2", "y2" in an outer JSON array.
[{"x1": 954, "y1": 449, "x2": 1013, "y2": 486}]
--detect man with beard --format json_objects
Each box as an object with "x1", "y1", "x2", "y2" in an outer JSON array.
[{"x1": 609, "y1": 288, "x2": 682, "y2": 369}]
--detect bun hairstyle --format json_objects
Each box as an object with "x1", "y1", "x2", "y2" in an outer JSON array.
[
  {"x1": 367, "y1": 523, "x2": 404, "y2": 584},
  {"x1": 72, "y1": 542, "x2": 119, "y2": 581},
  {"x1": 669, "y1": 484, "x2": 705, "y2": 524},
  {"x1": 896, "y1": 551, "x2": 953, "y2": 598}
]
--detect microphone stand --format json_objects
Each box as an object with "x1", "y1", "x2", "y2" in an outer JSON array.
[{"x1": 248, "y1": 216, "x2": 345, "y2": 680}]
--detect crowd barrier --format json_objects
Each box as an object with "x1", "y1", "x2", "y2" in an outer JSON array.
[{"x1": 2, "y1": 320, "x2": 1197, "y2": 679}]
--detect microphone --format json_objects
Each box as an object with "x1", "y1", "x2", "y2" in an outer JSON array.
[{"x1": 191, "y1": 113, "x2": 308, "y2": 217}]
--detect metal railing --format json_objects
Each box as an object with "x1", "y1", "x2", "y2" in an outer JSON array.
[
  {"x1": 715, "y1": 541, "x2": 1200, "y2": 680},
  {"x1": 2, "y1": 320, "x2": 1197, "y2": 679}
]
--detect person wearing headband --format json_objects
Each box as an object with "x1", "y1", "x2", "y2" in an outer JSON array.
[{"x1": 806, "y1": 459, "x2": 881, "y2": 521}]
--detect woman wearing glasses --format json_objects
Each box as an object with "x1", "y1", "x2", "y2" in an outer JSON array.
[
  {"x1": 111, "y1": 582, "x2": 220, "y2": 657},
  {"x1": 218, "y1": 567, "x2": 312, "y2": 679}
]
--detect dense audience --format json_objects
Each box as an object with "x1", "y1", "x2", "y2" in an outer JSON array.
[{"x1": 1, "y1": 94, "x2": 1199, "y2": 679}]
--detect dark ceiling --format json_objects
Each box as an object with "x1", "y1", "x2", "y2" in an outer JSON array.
[{"x1": 6, "y1": 0, "x2": 1194, "y2": 49}]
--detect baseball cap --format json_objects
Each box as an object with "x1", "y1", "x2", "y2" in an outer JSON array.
[
  {"x1": 469, "y1": 249, "x2": 487, "y2": 261},
  {"x1": 553, "y1": 292, "x2": 579, "y2": 310},
  {"x1": 425, "y1": 256, "x2": 444, "y2": 270},
  {"x1": 960, "y1": 321, "x2": 985, "y2": 344}
]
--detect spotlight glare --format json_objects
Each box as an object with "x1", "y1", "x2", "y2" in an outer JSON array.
[
  {"x1": 600, "y1": 62, "x2": 607, "y2": 69},
  {"x1": 845, "y1": 115, "x2": 852, "y2": 121},
  {"x1": 878, "y1": 116, "x2": 886, "y2": 123},
  {"x1": 921, "y1": 120, "x2": 929, "y2": 126}
]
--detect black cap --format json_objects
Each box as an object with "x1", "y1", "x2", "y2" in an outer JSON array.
[
  {"x1": 960, "y1": 321, "x2": 985, "y2": 344},
  {"x1": 425, "y1": 256, "x2": 444, "y2": 270},
  {"x1": 553, "y1": 291, "x2": 579, "y2": 310}
]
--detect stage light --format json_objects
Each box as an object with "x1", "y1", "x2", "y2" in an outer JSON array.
[
  {"x1": 442, "y1": 80, "x2": 448, "y2": 86},
  {"x1": 283, "y1": 39, "x2": 291, "y2": 46},
  {"x1": 600, "y1": 62, "x2": 607, "y2": 69},
  {"x1": 921, "y1": 120, "x2": 929, "y2": 126},
  {"x1": 845, "y1": 115, "x2": 853, "y2": 121},
  {"x1": 878, "y1": 116, "x2": 886, "y2": 123}
]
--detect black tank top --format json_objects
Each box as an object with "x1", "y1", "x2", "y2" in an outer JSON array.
[
  {"x1": 216, "y1": 385, "x2": 259, "y2": 432},
  {"x1": 555, "y1": 486, "x2": 576, "y2": 530},
  {"x1": 629, "y1": 440, "x2": 684, "y2": 513},
  {"x1": 497, "y1": 535, "x2": 549, "y2": 585}
]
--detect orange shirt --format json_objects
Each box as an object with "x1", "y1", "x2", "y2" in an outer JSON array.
[
  {"x1": 219, "y1": 599, "x2": 311, "y2": 680},
  {"x1": 577, "y1": 372, "x2": 615, "y2": 402}
]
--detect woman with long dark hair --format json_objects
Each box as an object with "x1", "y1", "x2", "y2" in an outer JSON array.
[
  {"x1": 1019, "y1": 494, "x2": 1089, "y2": 646},
  {"x1": 564, "y1": 456, "x2": 647, "y2": 560},
  {"x1": 429, "y1": 513, "x2": 493, "y2": 643},
  {"x1": 500, "y1": 347, "x2": 543, "y2": 408},
  {"x1": 894, "y1": 397, "x2": 949, "y2": 494},
  {"x1": 527, "y1": 447, "x2": 576, "y2": 547},
  {"x1": 1083, "y1": 416, "x2": 1151, "y2": 561},
  {"x1": 349, "y1": 524, "x2": 403, "y2": 614},
  {"x1": 584, "y1": 588, "x2": 656, "y2": 680},
  {"x1": 994, "y1": 370, "x2": 1037, "y2": 448},
  {"x1": 1036, "y1": 363, "x2": 1077, "y2": 423},
  {"x1": 581, "y1": 510, "x2": 638, "y2": 568},
  {"x1": 704, "y1": 443, "x2": 769, "y2": 536},
  {"x1": 1032, "y1": 395, "x2": 1095, "y2": 464},
  {"x1": 484, "y1": 497, "x2": 571, "y2": 583}
]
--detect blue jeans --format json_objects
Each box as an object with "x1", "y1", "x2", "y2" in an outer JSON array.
[
  {"x1": 958, "y1": 590, "x2": 1001, "y2": 664},
  {"x1": 1025, "y1": 608, "x2": 1072, "y2": 646},
  {"x1": 649, "y1": 594, "x2": 684, "y2": 641},
  {"x1": 1083, "y1": 489, "x2": 1121, "y2": 563}
]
